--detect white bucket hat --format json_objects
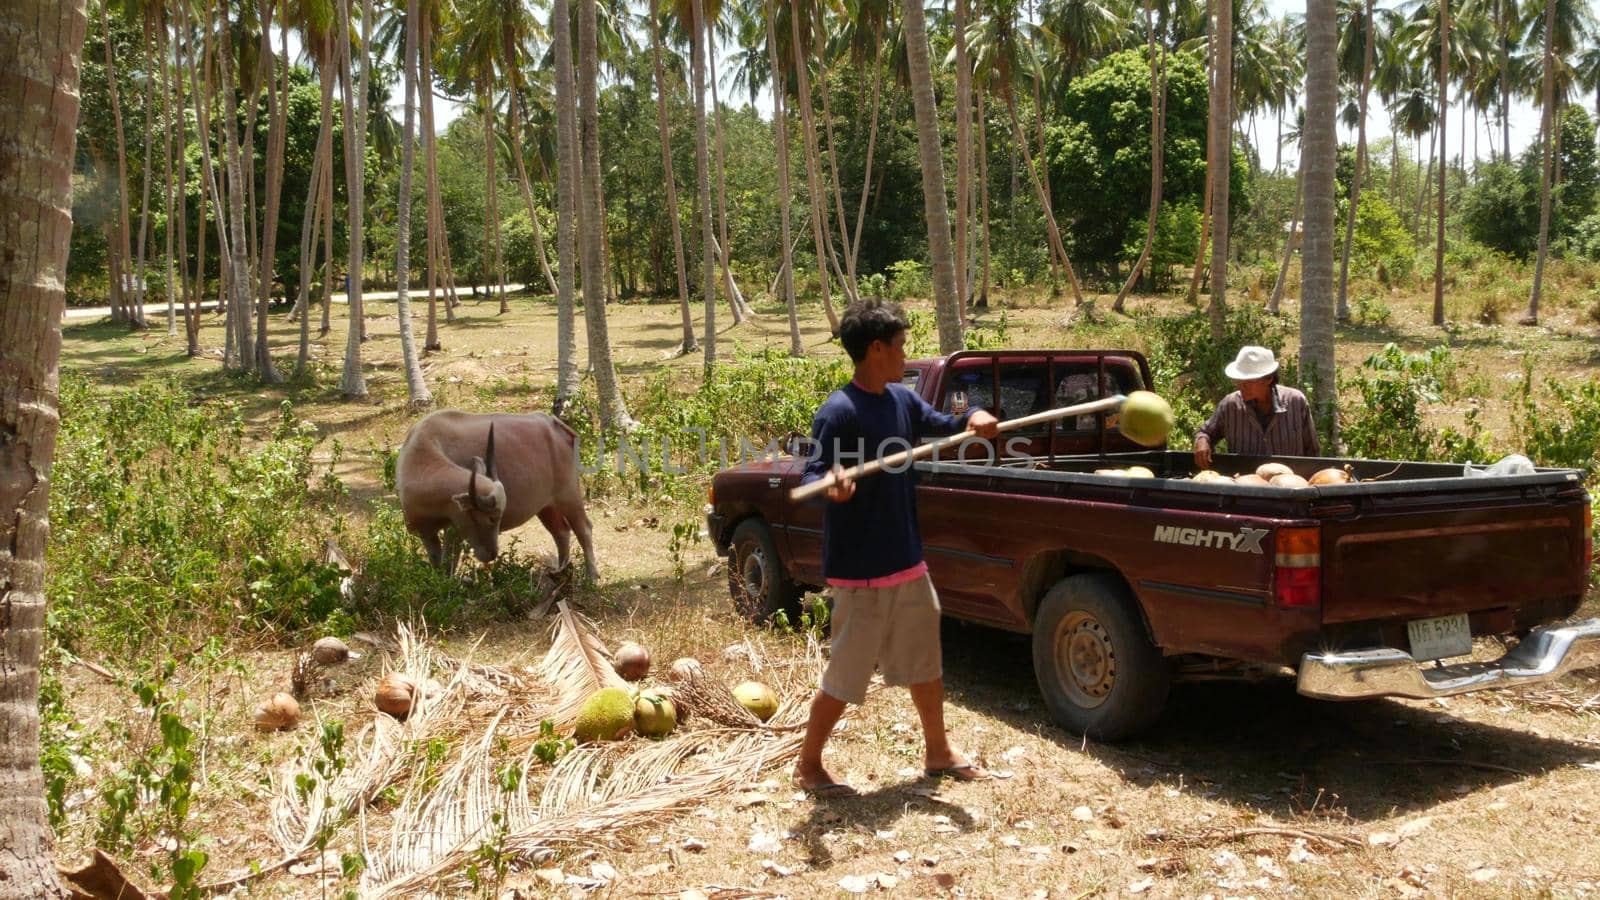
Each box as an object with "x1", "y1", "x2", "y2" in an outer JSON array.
[{"x1": 1225, "y1": 345, "x2": 1279, "y2": 381}]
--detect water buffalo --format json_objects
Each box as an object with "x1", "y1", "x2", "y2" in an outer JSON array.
[{"x1": 395, "y1": 410, "x2": 597, "y2": 579}]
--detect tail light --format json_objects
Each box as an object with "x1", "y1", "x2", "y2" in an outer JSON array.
[{"x1": 1275, "y1": 526, "x2": 1321, "y2": 609}]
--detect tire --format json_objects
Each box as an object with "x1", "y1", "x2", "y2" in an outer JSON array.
[
  {"x1": 728, "y1": 519, "x2": 802, "y2": 625},
  {"x1": 1032, "y1": 572, "x2": 1170, "y2": 741}
]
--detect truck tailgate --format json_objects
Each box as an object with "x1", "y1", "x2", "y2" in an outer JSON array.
[{"x1": 1321, "y1": 481, "x2": 1589, "y2": 624}]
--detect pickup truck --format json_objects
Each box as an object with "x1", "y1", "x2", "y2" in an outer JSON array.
[{"x1": 705, "y1": 349, "x2": 1599, "y2": 740}]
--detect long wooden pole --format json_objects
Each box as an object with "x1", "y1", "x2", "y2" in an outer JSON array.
[{"x1": 791, "y1": 395, "x2": 1127, "y2": 502}]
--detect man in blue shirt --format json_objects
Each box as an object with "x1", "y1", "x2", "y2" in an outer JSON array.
[{"x1": 794, "y1": 301, "x2": 1000, "y2": 798}]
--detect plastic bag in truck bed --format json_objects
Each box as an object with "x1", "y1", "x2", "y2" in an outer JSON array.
[{"x1": 1462, "y1": 454, "x2": 1536, "y2": 477}]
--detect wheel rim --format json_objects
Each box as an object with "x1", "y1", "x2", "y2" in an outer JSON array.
[
  {"x1": 1053, "y1": 611, "x2": 1115, "y2": 709},
  {"x1": 736, "y1": 545, "x2": 768, "y2": 613}
]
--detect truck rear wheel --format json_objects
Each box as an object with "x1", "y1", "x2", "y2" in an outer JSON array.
[
  {"x1": 728, "y1": 519, "x2": 802, "y2": 625},
  {"x1": 1032, "y1": 573, "x2": 1170, "y2": 741}
]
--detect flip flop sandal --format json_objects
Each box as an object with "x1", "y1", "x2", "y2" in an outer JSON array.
[
  {"x1": 924, "y1": 764, "x2": 994, "y2": 781},
  {"x1": 798, "y1": 781, "x2": 859, "y2": 799}
]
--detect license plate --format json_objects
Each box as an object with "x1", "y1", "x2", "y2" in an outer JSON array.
[{"x1": 1407, "y1": 613, "x2": 1472, "y2": 661}]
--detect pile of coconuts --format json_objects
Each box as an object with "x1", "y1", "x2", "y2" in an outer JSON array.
[
  {"x1": 572, "y1": 642, "x2": 780, "y2": 743},
  {"x1": 1193, "y1": 462, "x2": 1356, "y2": 488}
]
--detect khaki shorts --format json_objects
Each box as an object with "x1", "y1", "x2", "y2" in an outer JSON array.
[{"x1": 820, "y1": 573, "x2": 943, "y2": 705}]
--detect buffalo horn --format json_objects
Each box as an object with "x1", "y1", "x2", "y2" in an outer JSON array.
[{"x1": 485, "y1": 423, "x2": 497, "y2": 479}]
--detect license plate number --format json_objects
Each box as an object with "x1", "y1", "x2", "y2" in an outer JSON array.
[{"x1": 1407, "y1": 613, "x2": 1472, "y2": 661}]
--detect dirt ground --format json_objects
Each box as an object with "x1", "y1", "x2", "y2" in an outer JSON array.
[{"x1": 52, "y1": 287, "x2": 1600, "y2": 898}]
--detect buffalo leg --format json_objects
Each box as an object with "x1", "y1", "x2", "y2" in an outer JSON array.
[
  {"x1": 441, "y1": 528, "x2": 463, "y2": 576},
  {"x1": 538, "y1": 507, "x2": 573, "y2": 571},
  {"x1": 558, "y1": 499, "x2": 598, "y2": 581},
  {"x1": 417, "y1": 528, "x2": 446, "y2": 568}
]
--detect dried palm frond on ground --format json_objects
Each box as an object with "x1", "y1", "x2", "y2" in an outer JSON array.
[
  {"x1": 667, "y1": 657, "x2": 762, "y2": 728},
  {"x1": 1513, "y1": 685, "x2": 1600, "y2": 714},
  {"x1": 528, "y1": 601, "x2": 631, "y2": 734},
  {"x1": 1144, "y1": 825, "x2": 1363, "y2": 852},
  {"x1": 269, "y1": 625, "x2": 472, "y2": 858}
]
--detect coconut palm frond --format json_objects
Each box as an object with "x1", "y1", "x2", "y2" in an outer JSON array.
[
  {"x1": 269, "y1": 625, "x2": 472, "y2": 858},
  {"x1": 537, "y1": 600, "x2": 630, "y2": 730},
  {"x1": 368, "y1": 728, "x2": 807, "y2": 896}
]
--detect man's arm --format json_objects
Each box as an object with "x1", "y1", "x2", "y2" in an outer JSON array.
[
  {"x1": 1193, "y1": 398, "x2": 1230, "y2": 469},
  {"x1": 1299, "y1": 394, "x2": 1322, "y2": 456},
  {"x1": 800, "y1": 401, "x2": 858, "y2": 503},
  {"x1": 907, "y1": 387, "x2": 998, "y2": 440}
]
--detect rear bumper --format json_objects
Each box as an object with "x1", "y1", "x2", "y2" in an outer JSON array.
[{"x1": 1296, "y1": 619, "x2": 1600, "y2": 700}]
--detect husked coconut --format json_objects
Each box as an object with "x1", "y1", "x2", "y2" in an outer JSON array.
[
  {"x1": 1234, "y1": 473, "x2": 1270, "y2": 487},
  {"x1": 1191, "y1": 470, "x2": 1229, "y2": 483},
  {"x1": 311, "y1": 636, "x2": 354, "y2": 665},
  {"x1": 575, "y1": 687, "x2": 636, "y2": 742},
  {"x1": 612, "y1": 642, "x2": 651, "y2": 681},
  {"x1": 255, "y1": 692, "x2": 301, "y2": 731},
  {"x1": 732, "y1": 681, "x2": 779, "y2": 722},
  {"x1": 667, "y1": 657, "x2": 704, "y2": 682},
  {"x1": 1256, "y1": 462, "x2": 1294, "y2": 480},
  {"x1": 1118, "y1": 391, "x2": 1175, "y2": 447},
  {"x1": 1124, "y1": 465, "x2": 1156, "y2": 479},
  {"x1": 1310, "y1": 467, "x2": 1353, "y2": 485},
  {"x1": 1270, "y1": 473, "x2": 1310, "y2": 488},
  {"x1": 376, "y1": 673, "x2": 418, "y2": 719},
  {"x1": 1094, "y1": 468, "x2": 1127, "y2": 477}
]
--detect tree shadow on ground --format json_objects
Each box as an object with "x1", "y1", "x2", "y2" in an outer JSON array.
[
  {"x1": 787, "y1": 778, "x2": 977, "y2": 871},
  {"x1": 937, "y1": 620, "x2": 1600, "y2": 824}
]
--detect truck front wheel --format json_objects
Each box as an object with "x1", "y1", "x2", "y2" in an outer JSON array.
[
  {"x1": 1032, "y1": 573, "x2": 1170, "y2": 741},
  {"x1": 728, "y1": 519, "x2": 802, "y2": 625}
]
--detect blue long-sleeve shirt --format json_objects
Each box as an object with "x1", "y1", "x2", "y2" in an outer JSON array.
[{"x1": 799, "y1": 382, "x2": 974, "y2": 581}]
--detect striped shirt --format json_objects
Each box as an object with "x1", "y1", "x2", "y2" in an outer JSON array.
[{"x1": 1195, "y1": 385, "x2": 1321, "y2": 457}]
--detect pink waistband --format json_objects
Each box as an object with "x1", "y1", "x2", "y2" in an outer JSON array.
[{"x1": 827, "y1": 561, "x2": 928, "y2": 589}]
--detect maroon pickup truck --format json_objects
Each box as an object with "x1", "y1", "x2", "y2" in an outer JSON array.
[{"x1": 706, "y1": 349, "x2": 1598, "y2": 740}]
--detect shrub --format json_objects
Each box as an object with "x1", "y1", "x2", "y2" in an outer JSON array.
[
  {"x1": 1346, "y1": 195, "x2": 1415, "y2": 282},
  {"x1": 886, "y1": 259, "x2": 931, "y2": 302},
  {"x1": 1340, "y1": 344, "x2": 1492, "y2": 463},
  {"x1": 1515, "y1": 373, "x2": 1600, "y2": 475}
]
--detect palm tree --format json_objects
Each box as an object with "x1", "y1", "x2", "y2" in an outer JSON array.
[
  {"x1": 0, "y1": 0, "x2": 87, "y2": 895},
  {"x1": 1526, "y1": 0, "x2": 1557, "y2": 325},
  {"x1": 1302, "y1": 0, "x2": 1338, "y2": 443},
  {"x1": 1115, "y1": 0, "x2": 1168, "y2": 311},
  {"x1": 648, "y1": 0, "x2": 696, "y2": 355},
  {"x1": 579, "y1": 0, "x2": 634, "y2": 430},
  {"x1": 955, "y1": 0, "x2": 973, "y2": 316},
  {"x1": 787, "y1": 0, "x2": 841, "y2": 333},
  {"x1": 764, "y1": 0, "x2": 803, "y2": 356},
  {"x1": 395, "y1": 0, "x2": 432, "y2": 408},
  {"x1": 1269, "y1": 107, "x2": 1305, "y2": 316},
  {"x1": 901, "y1": 0, "x2": 962, "y2": 351},
  {"x1": 689, "y1": 0, "x2": 717, "y2": 369},
  {"x1": 551, "y1": 0, "x2": 580, "y2": 413},
  {"x1": 338, "y1": 0, "x2": 370, "y2": 397},
  {"x1": 1434, "y1": 0, "x2": 1449, "y2": 328},
  {"x1": 1207, "y1": 0, "x2": 1233, "y2": 338},
  {"x1": 1336, "y1": 0, "x2": 1375, "y2": 322}
]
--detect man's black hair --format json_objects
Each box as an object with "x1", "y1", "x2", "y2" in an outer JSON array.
[{"x1": 838, "y1": 300, "x2": 909, "y2": 363}]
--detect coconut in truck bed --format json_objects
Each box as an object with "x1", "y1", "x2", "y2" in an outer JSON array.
[{"x1": 711, "y1": 445, "x2": 1598, "y2": 739}]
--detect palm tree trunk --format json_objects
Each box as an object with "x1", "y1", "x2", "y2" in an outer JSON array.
[
  {"x1": 1116, "y1": 6, "x2": 1166, "y2": 311},
  {"x1": 420, "y1": 9, "x2": 443, "y2": 350},
  {"x1": 159, "y1": 20, "x2": 178, "y2": 336},
  {"x1": 0, "y1": 0, "x2": 85, "y2": 893},
  {"x1": 507, "y1": 80, "x2": 559, "y2": 298},
  {"x1": 692, "y1": 0, "x2": 717, "y2": 369},
  {"x1": 954, "y1": 0, "x2": 972, "y2": 316},
  {"x1": 253, "y1": 19, "x2": 289, "y2": 383},
  {"x1": 482, "y1": 86, "x2": 509, "y2": 314},
  {"x1": 1005, "y1": 91, "x2": 1082, "y2": 303},
  {"x1": 131, "y1": 22, "x2": 156, "y2": 330},
  {"x1": 849, "y1": 37, "x2": 884, "y2": 276},
  {"x1": 1187, "y1": 29, "x2": 1214, "y2": 308},
  {"x1": 320, "y1": 37, "x2": 337, "y2": 337},
  {"x1": 1337, "y1": 0, "x2": 1375, "y2": 322},
  {"x1": 552, "y1": 0, "x2": 580, "y2": 411},
  {"x1": 1207, "y1": 0, "x2": 1232, "y2": 339},
  {"x1": 338, "y1": 0, "x2": 368, "y2": 396},
  {"x1": 579, "y1": 0, "x2": 633, "y2": 429},
  {"x1": 102, "y1": 0, "x2": 132, "y2": 325},
  {"x1": 1498, "y1": 0, "x2": 1510, "y2": 164},
  {"x1": 295, "y1": 141, "x2": 324, "y2": 374},
  {"x1": 1268, "y1": 167, "x2": 1303, "y2": 315},
  {"x1": 789, "y1": 1, "x2": 839, "y2": 333},
  {"x1": 766, "y1": 0, "x2": 802, "y2": 357},
  {"x1": 219, "y1": 12, "x2": 257, "y2": 373},
  {"x1": 173, "y1": 15, "x2": 199, "y2": 357},
  {"x1": 977, "y1": 82, "x2": 992, "y2": 308},
  {"x1": 649, "y1": 6, "x2": 695, "y2": 354},
  {"x1": 900, "y1": 0, "x2": 963, "y2": 352},
  {"x1": 1302, "y1": 0, "x2": 1338, "y2": 443},
  {"x1": 1432, "y1": 0, "x2": 1448, "y2": 328},
  {"x1": 708, "y1": 19, "x2": 752, "y2": 322},
  {"x1": 1525, "y1": 0, "x2": 1557, "y2": 326},
  {"x1": 395, "y1": 0, "x2": 431, "y2": 407}
]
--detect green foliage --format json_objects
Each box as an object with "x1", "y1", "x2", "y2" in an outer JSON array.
[
  {"x1": 1461, "y1": 161, "x2": 1538, "y2": 258},
  {"x1": 95, "y1": 661, "x2": 207, "y2": 898},
  {"x1": 1145, "y1": 304, "x2": 1296, "y2": 442},
  {"x1": 1344, "y1": 195, "x2": 1415, "y2": 282},
  {"x1": 530, "y1": 719, "x2": 575, "y2": 765},
  {"x1": 1121, "y1": 200, "x2": 1201, "y2": 291},
  {"x1": 886, "y1": 259, "x2": 931, "y2": 302},
  {"x1": 48, "y1": 377, "x2": 349, "y2": 654},
  {"x1": 963, "y1": 309, "x2": 1012, "y2": 350},
  {"x1": 1352, "y1": 291, "x2": 1394, "y2": 327},
  {"x1": 668, "y1": 517, "x2": 701, "y2": 583},
  {"x1": 1340, "y1": 344, "x2": 1492, "y2": 464},
  {"x1": 1515, "y1": 371, "x2": 1600, "y2": 475},
  {"x1": 1049, "y1": 48, "x2": 1247, "y2": 278}
]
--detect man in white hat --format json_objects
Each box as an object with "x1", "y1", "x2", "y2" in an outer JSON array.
[{"x1": 1193, "y1": 346, "x2": 1320, "y2": 469}]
